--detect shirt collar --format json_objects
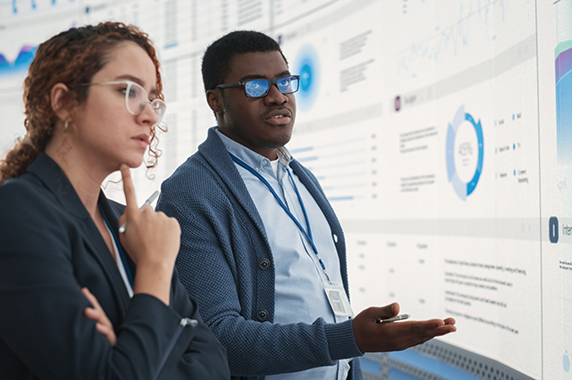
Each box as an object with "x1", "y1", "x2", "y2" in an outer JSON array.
[{"x1": 215, "y1": 128, "x2": 293, "y2": 173}]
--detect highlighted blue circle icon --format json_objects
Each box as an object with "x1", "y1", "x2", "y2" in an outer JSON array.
[
  {"x1": 294, "y1": 44, "x2": 319, "y2": 112},
  {"x1": 446, "y1": 105, "x2": 484, "y2": 201},
  {"x1": 300, "y1": 63, "x2": 313, "y2": 92}
]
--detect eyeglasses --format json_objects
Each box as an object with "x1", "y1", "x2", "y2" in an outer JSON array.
[
  {"x1": 215, "y1": 75, "x2": 300, "y2": 98},
  {"x1": 81, "y1": 80, "x2": 167, "y2": 124}
]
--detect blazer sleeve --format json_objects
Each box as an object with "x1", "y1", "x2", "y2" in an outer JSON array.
[
  {"x1": 161, "y1": 269, "x2": 230, "y2": 379},
  {"x1": 0, "y1": 181, "x2": 229, "y2": 380}
]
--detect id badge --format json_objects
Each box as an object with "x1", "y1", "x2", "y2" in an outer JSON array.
[{"x1": 323, "y1": 282, "x2": 353, "y2": 317}]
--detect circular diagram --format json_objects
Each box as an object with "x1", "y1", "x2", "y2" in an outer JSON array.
[
  {"x1": 446, "y1": 105, "x2": 484, "y2": 201},
  {"x1": 293, "y1": 44, "x2": 319, "y2": 112}
]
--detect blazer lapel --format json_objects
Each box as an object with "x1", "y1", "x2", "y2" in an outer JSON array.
[
  {"x1": 98, "y1": 193, "x2": 137, "y2": 293},
  {"x1": 27, "y1": 153, "x2": 131, "y2": 313}
]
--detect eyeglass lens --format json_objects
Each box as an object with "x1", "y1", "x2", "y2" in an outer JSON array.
[
  {"x1": 125, "y1": 82, "x2": 166, "y2": 123},
  {"x1": 244, "y1": 76, "x2": 299, "y2": 98}
]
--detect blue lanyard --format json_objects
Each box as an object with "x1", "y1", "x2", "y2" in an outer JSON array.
[
  {"x1": 230, "y1": 153, "x2": 332, "y2": 283},
  {"x1": 99, "y1": 205, "x2": 134, "y2": 287}
]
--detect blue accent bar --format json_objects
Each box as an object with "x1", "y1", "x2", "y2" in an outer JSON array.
[
  {"x1": 289, "y1": 146, "x2": 314, "y2": 153},
  {"x1": 389, "y1": 350, "x2": 483, "y2": 380},
  {"x1": 388, "y1": 368, "x2": 424, "y2": 380},
  {"x1": 327, "y1": 196, "x2": 354, "y2": 202},
  {"x1": 359, "y1": 356, "x2": 381, "y2": 375},
  {"x1": 296, "y1": 156, "x2": 319, "y2": 162}
]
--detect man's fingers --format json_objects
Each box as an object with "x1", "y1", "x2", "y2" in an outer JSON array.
[
  {"x1": 375, "y1": 302, "x2": 399, "y2": 321},
  {"x1": 444, "y1": 317, "x2": 456, "y2": 325},
  {"x1": 120, "y1": 164, "x2": 137, "y2": 211}
]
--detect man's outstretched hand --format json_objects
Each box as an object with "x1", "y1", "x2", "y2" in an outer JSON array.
[{"x1": 353, "y1": 302, "x2": 456, "y2": 353}]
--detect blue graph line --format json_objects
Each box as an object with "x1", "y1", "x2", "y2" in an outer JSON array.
[{"x1": 398, "y1": 0, "x2": 505, "y2": 77}]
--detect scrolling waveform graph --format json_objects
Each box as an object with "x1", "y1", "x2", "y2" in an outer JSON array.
[
  {"x1": 397, "y1": 0, "x2": 506, "y2": 77},
  {"x1": 0, "y1": 45, "x2": 36, "y2": 75}
]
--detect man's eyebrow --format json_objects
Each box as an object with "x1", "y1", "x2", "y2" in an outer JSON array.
[{"x1": 239, "y1": 71, "x2": 292, "y2": 82}]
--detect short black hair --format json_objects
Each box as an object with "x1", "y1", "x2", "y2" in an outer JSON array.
[{"x1": 202, "y1": 30, "x2": 288, "y2": 91}]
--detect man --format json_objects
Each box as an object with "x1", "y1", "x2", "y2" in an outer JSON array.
[{"x1": 157, "y1": 30, "x2": 456, "y2": 380}]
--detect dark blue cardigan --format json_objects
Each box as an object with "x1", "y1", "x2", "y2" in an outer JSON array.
[{"x1": 157, "y1": 127, "x2": 363, "y2": 380}]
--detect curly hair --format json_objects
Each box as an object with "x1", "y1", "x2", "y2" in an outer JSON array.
[
  {"x1": 0, "y1": 22, "x2": 164, "y2": 185},
  {"x1": 201, "y1": 30, "x2": 287, "y2": 92}
]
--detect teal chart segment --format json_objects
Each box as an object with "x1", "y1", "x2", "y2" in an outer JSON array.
[{"x1": 446, "y1": 105, "x2": 484, "y2": 201}]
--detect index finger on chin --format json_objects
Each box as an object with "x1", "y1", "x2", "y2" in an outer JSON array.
[{"x1": 120, "y1": 165, "x2": 137, "y2": 211}]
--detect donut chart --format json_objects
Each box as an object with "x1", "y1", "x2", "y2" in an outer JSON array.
[{"x1": 446, "y1": 105, "x2": 484, "y2": 201}]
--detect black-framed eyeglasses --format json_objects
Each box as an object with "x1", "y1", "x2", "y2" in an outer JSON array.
[
  {"x1": 80, "y1": 80, "x2": 167, "y2": 125},
  {"x1": 215, "y1": 75, "x2": 300, "y2": 98}
]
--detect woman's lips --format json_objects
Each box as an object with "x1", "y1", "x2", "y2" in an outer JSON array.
[{"x1": 132, "y1": 134, "x2": 149, "y2": 150}]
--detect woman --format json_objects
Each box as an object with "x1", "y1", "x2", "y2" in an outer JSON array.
[{"x1": 0, "y1": 22, "x2": 229, "y2": 379}]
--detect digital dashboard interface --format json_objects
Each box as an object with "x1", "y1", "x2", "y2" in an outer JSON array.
[{"x1": 1, "y1": 1, "x2": 571, "y2": 378}]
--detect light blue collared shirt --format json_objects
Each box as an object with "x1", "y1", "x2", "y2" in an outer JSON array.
[{"x1": 216, "y1": 129, "x2": 351, "y2": 380}]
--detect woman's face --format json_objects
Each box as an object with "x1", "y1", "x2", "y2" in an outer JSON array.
[{"x1": 69, "y1": 41, "x2": 159, "y2": 172}]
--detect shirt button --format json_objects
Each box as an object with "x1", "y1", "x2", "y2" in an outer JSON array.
[
  {"x1": 257, "y1": 309, "x2": 269, "y2": 321},
  {"x1": 258, "y1": 258, "x2": 271, "y2": 270}
]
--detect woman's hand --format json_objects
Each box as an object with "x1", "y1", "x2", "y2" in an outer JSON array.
[
  {"x1": 117, "y1": 165, "x2": 181, "y2": 305},
  {"x1": 82, "y1": 287, "x2": 116, "y2": 346}
]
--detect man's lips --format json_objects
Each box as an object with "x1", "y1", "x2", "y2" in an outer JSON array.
[{"x1": 265, "y1": 108, "x2": 293, "y2": 123}]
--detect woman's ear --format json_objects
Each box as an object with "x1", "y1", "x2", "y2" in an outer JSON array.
[
  {"x1": 50, "y1": 83, "x2": 72, "y2": 121},
  {"x1": 206, "y1": 89, "x2": 223, "y2": 115}
]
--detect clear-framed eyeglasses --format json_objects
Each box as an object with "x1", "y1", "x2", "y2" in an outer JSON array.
[
  {"x1": 215, "y1": 75, "x2": 300, "y2": 98},
  {"x1": 81, "y1": 80, "x2": 167, "y2": 125}
]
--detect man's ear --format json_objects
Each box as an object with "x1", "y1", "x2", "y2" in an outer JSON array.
[
  {"x1": 206, "y1": 89, "x2": 223, "y2": 115},
  {"x1": 51, "y1": 83, "x2": 72, "y2": 122}
]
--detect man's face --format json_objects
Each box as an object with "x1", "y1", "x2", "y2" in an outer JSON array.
[{"x1": 213, "y1": 51, "x2": 296, "y2": 160}]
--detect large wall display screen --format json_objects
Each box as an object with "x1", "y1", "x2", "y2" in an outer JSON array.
[{"x1": 1, "y1": 1, "x2": 571, "y2": 379}]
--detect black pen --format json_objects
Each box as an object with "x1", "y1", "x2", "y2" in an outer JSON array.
[{"x1": 119, "y1": 190, "x2": 160, "y2": 233}]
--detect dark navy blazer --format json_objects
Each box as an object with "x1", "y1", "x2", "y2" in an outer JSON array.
[{"x1": 0, "y1": 153, "x2": 229, "y2": 380}]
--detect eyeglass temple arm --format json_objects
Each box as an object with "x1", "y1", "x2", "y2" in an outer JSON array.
[{"x1": 215, "y1": 82, "x2": 244, "y2": 89}]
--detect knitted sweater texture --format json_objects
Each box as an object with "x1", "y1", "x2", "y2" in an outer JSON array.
[{"x1": 157, "y1": 127, "x2": 363, "y2": 380}]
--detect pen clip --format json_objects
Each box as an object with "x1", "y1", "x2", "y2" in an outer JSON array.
[{"x1": 119, "y1": 190, "x2": 160, "y2": 233}]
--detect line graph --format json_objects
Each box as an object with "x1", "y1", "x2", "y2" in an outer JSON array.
[{"x1": 397, "y1": 0, "x2": 507, "y2": 78}]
